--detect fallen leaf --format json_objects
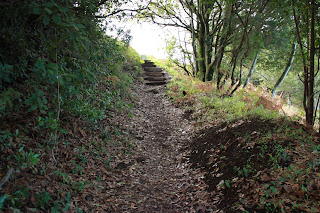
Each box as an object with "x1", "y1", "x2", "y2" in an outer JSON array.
[
  {"x1": 79, "y1": 128, "x2": 86, "y2": 137},
  {"x1": 260, "y1": 174, "x2": 272, "y2": 182}
]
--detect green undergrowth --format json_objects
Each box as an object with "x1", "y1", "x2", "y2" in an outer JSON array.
[
  {"x1": 154, "y1": 59, "x2": 320, "y2": 212},
  {"x1": 155, "y1": 59, "x2": 281, "y2": 125},
  {"x1": 0, "y1": 1, "x2": 142, "y2": 212}
]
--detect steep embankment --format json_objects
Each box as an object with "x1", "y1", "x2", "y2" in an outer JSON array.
[{"x1": 159, "y1": 60, "x2": 320, "y2": 212}]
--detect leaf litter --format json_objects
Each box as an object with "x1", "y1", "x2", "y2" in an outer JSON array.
[
  {"x1": 2, "y1": 77, "x2": 320, "y2": 212},
  {"x1": 0, "y1": 80, "x2": 216, "y2": 212}
]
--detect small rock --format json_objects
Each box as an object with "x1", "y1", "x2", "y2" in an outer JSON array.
[
  {"x1": 136, "y1": 135, "x2": 144, "y2": 140},
  {"x1": 115, "y1": 162, "x2": 131, "y2": 170},
  {"x1": 136, "y1": 156, "x2": 147, "y2": 163},
  {"x1": 85, "y1": 195, "x2": 93, "y2": 201},
  {"x1": 148, "y1": 88, "x2": 159, "y2": 94}
]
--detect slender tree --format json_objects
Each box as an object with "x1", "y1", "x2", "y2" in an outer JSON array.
[
  {"x1": 292, "y1": 0, "x2": 317, "y2": 127},
  {"x1": 243, "y1": 50, "x2": 259, "y2": 88},
  {"x1": 271, "y1": 42, "x2": 297, "y2": 98}
]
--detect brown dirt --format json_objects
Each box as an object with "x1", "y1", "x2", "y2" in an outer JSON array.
[
  {"x1": 188, "y1": 119, "x2": 276, "y2": 210},
  {"x1": 105, "y1": 83, "x2": 218, "y2": 212},
  {"x1": 0, "y1": 80, "x2": 217, "y2": 212},
  {"x1": 117, "y1": 82, "x2": 283, "y2": 212},
  {"x1": 2, "y1": 78, "x2": 310, "y2": 212},
  {"x1": 187, "y1": 117, "x2": 312, "y2": 212}
]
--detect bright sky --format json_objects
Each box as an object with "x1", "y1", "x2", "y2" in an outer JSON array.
[
  {"x1": 126, "y1": 22, "x2": 168, "y2": 59},
  {"x1": 107, "y1": 20, "x2": 171, "y2": 59}
]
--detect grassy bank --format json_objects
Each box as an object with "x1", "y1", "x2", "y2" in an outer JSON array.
[{"x1": 154, "y1": 58, "x2": 320, "y2": 212}]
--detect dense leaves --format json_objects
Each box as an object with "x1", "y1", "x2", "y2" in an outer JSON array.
[
  {"x1": 146, "y1": 0, "x2": 320, "y2": 126},
  {"x1": 0, "y1": 0, "x2": 139, "y2": 120},
  {"x1": 0, "y1": 0, "x2": 142, "y2": 211}
]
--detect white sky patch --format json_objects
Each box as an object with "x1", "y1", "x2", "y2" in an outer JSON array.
[
  {"x1": 128, "y1": 22, "x2": 168, "y2": 59},
  {"x1": 99, "y1": 2, "x2": 183, "y2": 59},
  {"x1": 106, "y1": 20, "x2": 176, "y2": 59}
]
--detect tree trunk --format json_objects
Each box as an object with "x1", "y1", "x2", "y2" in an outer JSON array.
[
  {"x1": 198, "y1": 24, "x2": 206, "y2": 82},
  {"x1": 308, "y1": 0, "x2": 315, "y2": 127},
  {"x1": 271, "y1": 42, "x2": 297, "y2": 98},
  {"x1": 216, "y1": 46, "x2": 225, "y2": 89},
  {"x1": 292, "y1": 0, "x2": 315, "y2": 127},
  {"x1": 243, "y1": 50, "x2": 259, "y2": 88},
  {"x1": 230, "y1": 53, "x2": 238, "y2": 86},
  {"x1": 231, "y1": 59, "x2": 243, "y2": 95},
  {"x1": 204, "y1": 42, "x2": 213, "y2": 81},
  {"x1": 190, "y1": 7, "x2": 199, "y2": 77}
]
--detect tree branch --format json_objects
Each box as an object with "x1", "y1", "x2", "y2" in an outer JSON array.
[
  {"x1": 96, "y1": 1, "x2": 151, "y2": 18},
  {"x1": 0, "y1": 168, "x2": 14, "y2": 189}
]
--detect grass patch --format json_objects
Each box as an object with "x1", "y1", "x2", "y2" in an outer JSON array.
[{"x1": 156, "y1": 60, "x2": 320, "y2": 212}]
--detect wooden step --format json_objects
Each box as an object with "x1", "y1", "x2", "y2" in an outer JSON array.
[
  {"x1": 141, "y1": 60, "x2": 170, "y2": 85},
  {"x1": 144, "y1": 72, "x2": 166, "y2": 77},
  {"x1": 142, "y1": 64, "x2": 156, "y2": 68},
  {"x1": 144, "y1": 76, "x2": 167, "y2": 81},
  {"x1": 142, "y1": 61, "x2": 155, "y2": 67},
  {"x1": 144, "y1": 67, "x2": 163, "y2": 72},
  {"x1": 145, "y1": 80, "x2": 168, "y2": 86}
]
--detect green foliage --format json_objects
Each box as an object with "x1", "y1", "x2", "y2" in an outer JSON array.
[
  {"x1": 25, "y1": 90, "x2": 48, "y2": 113},
  {"x1": 0, "y1": 0, "x2": 140, "y2": 121},
  {"x1": 0, "y1": 187, "x2": 30, "y2": 211},
  {"x1": 0, "y1": 0, "x2": 141, "y2": 212},
  {"x1": 0, "y1": 0, "x2": 142, "y2": 127},
  {"x1": 37, "y1": 191, "x2": 52, "y2": 210},
  {"x1": 163, "y1": 60, "x2": 280, "y2": 124},
  {"x1": 0, "y1": 88, "x2": 22, "y2": 115},
  {"x1": 0, "y1": 130, "x2": 13, "y2": 150},
  {"x1": 0, "y1": 62, "x2": 14, "y2": 90},
  {"x1": 0, "y1": 194, "x2": 7, "y2": 210},
  {"x1": 14, "y1": 147, "x2": 40, "y2": 169},
  {"x1": 36, "y1": 191, "x2": 71, "y2": 212}
]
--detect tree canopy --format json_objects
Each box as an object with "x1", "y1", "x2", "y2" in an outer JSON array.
[{"x1": 144, "y1": 0, "x2": 320, "y2": 127}]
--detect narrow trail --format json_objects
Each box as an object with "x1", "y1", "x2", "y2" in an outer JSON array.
[{"x1": 109, "y1": 82, "x2": 216, "y2": 212}]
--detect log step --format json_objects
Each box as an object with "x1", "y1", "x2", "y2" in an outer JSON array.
[
  {"x1": 141, "y1": 60, "x2": 170, "y2": 86},
  {"x1": 144, "y1": 67, "x2": 163, "y2": 72},
  {"x1": 142, "y1": 64, "x2": 156, "y2": 68},
  {"x1": 142, "y1": 61, "x2": 156, "y2": 67},
  {"x1": 144, "y1": 72, "x2": 166, "y2": 77},
  {"x1": 144, "y1": 76, "x2": 167, "y2": 81},
  {"x1": 145, "y1": 80, "x2": 168, "y2": 86}
]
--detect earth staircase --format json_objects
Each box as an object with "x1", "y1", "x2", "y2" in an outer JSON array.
[{"x1": 142, "y1": 60, "x2": 171, "y2": 86}]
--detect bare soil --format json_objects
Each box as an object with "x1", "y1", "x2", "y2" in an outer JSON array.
[
  {"x1": 107, "y1": 83, "x2": 216, "y2": 212},
  {"x1": 188, "y1": 119, "x2": 277, "y2": 211}
]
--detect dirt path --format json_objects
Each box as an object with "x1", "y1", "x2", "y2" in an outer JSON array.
[{"x1": 108, "y1": 83, "x2": 216, "y2": 212}]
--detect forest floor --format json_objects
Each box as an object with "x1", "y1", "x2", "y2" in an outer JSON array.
[
  {"x1": 2, "y1": 73, "x2": 319, "y2": 212},
  {"x1": 105, "y1": 83, "x2": 217, "y2": 212},
  {"x1": 99, "y1": 81, "x2": 292, "y2": 212},
  {"x1": 112, "y1": 79, "x2": 320, "y2": 212}
]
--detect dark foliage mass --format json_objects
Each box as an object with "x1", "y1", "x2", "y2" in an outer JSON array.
[{"x1": 0, "y1": 0, "x2": 142, "y2": 211}]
